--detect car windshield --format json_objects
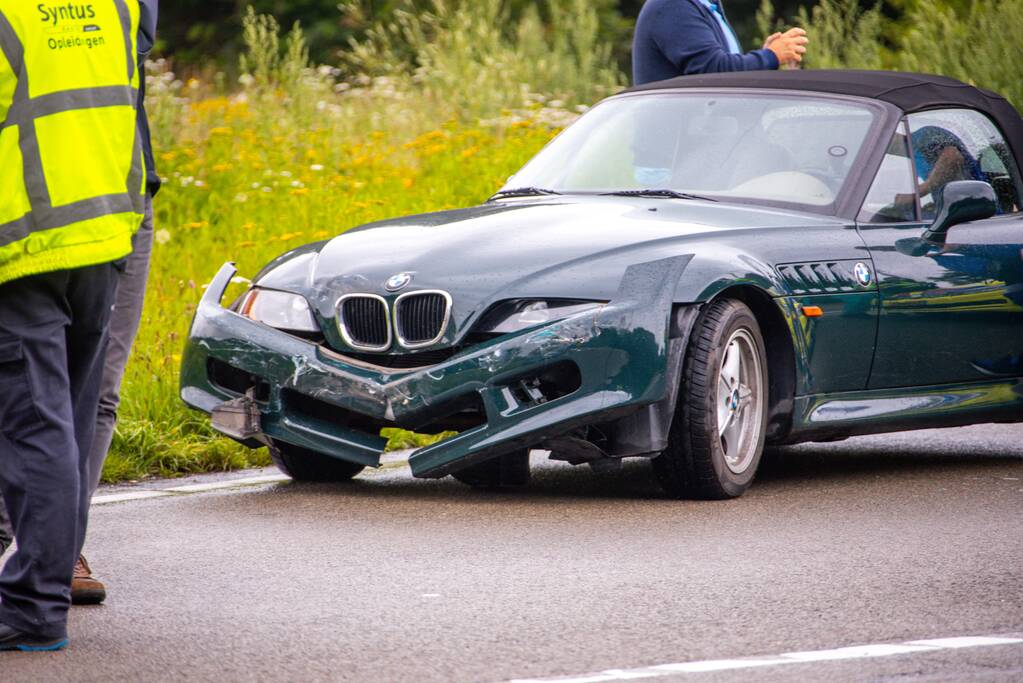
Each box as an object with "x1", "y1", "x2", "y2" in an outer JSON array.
[{"x1": 502, "y1": 92, "x2": 879, "y2": 211}]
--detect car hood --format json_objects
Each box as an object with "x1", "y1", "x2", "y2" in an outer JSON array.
[{"x1": 256, "y1": 196, "x2": 844, "y2": 339}]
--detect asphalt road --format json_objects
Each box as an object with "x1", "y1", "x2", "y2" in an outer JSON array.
[{"x1": 2, "y1": 424, "x2": 1022, "y2": 682}]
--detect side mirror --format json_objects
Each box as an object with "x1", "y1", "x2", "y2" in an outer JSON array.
[{"x1": 923, "y1": 180, "x2": 997, "y2": 242}]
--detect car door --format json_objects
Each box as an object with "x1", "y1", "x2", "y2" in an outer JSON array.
[{"x1": 856, "y1": 108, "x2": 1023, "y2": 388}]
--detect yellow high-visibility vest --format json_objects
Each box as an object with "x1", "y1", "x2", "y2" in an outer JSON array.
[{"x1": 0, "y1": 0, "x2": 144, "y2": 286}]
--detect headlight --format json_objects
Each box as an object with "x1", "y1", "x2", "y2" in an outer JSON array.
[
  {"x1": 481, "y1": 300, "x2": 604, "y2": 334},
  {"x1": 238, "y1": 288, "x2": 319, "y2": 332}
]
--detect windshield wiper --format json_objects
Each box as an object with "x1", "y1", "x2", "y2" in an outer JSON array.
[
  {"x1": 489, "y1": 186, "x2": 562, "y2": 200},
  {"x1": 601, "y1": 189, "x2": 718, "y2": 202}
]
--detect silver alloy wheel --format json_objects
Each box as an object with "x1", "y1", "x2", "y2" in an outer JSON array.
[{"x1": 716, "y1": 328, "x2": 764, "y2": 475}]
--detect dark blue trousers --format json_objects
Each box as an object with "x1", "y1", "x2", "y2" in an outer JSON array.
[{"x1": 0, "y1": 262, "x2": 119, "y2": 639}]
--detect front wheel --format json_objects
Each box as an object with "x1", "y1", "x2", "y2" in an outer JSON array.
[
  {"x1": 269, "y1": 441, "x2": 367, "y2": 482},
  {"x1": 654, "y1": 298, "x2": 769, "y2": 499}
]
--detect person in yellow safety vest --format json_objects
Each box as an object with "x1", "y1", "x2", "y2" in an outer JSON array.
[
  {"x1": 0, "y1": 0, "x2": 159, "y2": 609},
  {"x1": 0, "y1": 0, "x2": 145, "y2": 652}
]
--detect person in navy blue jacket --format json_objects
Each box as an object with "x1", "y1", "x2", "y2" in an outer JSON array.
[{"x1": 633, "y1": 0, "x2": 808, "y2": 84}]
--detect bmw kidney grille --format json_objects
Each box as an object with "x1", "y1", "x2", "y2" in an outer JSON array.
[
  {"x1": 337, "y1": 295, "x2": 391, "y2": 351},
  {"x1": 337, "y1": 291, "x2": 451, "y2": 351},
  {"x1": 394, "y1": 291, "x2": 451, "y2": 348}
]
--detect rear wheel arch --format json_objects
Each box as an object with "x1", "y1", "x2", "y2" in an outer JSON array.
[{"x1": 704, "y1": 286, "x2": 796, "y2": 444}]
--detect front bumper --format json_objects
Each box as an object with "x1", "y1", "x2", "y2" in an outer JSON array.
[{"x1": 180, "y1": 257, "x2": 689, "y2": 477}]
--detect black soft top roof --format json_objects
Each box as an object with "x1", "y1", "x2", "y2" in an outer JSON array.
[{"x1": 626, "y1": 70, "x2": 1023, "y2": 165}]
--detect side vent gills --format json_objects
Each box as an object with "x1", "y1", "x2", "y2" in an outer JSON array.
[{"x1": 776, "y1": 259, "x2": 874, "y2": 294}]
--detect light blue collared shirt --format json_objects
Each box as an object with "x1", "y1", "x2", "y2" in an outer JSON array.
[{"x1": 697, "y1": 0, "x2": 742, "y2": 55}]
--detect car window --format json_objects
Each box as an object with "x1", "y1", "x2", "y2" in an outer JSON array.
[
  {"x1": 907, "y1": 108, "x2": 1023, "y2": 219},
  {"x1": 503, "y1": 93, "x2": 877, "y2": 212},
  {"x1": 858, "y1": 127, "x2": 918, "y2": 223}
]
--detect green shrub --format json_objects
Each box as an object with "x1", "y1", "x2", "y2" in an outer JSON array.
[
  {"x1": 341, "y1": 0, "x2": 624, "y2": 119},
  {"x1": 795, "y1": 0, "x2": 885, "y2": 70},
  {"x1": 898, "y1": 0, "x2": 1023, "y2": 108},
  {"x1": 758, "y1": 0, "x2": 1022, "y2": 108}
]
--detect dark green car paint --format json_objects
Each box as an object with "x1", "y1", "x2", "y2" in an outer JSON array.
[
  {"x1": 181, "y1": 105, "x2": 1023, "y2": 475},
  {"x1": 859, "y1": 214, "x2": 1023, "y2": 389}
]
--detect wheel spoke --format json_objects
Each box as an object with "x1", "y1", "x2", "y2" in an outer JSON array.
[
  {"x1": 718, "y1": 376, "x2": 732, "y2": 403},
  {"x1": 722, "y1": 407, "x2": 745, "y2": 462},
  {"x1": 718, "y1": 406, "x2": 733, "y2": 437},
  {"x1": 717, "y1": 378, "x2": 732, "y2": 435},
  {"x1": 721, "y1": 340, "x2": 742, "y2": 388}
]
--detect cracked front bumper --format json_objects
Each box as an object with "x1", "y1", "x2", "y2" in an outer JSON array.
[{"x1": 180, "y1": 258, "x2": 687, "y2": 478}]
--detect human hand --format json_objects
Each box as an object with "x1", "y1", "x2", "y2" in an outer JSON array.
[
  {"x1": 767, "y1": 28, "x2": 808, "y2": 67},
  {"x1": 763, "y1": 32, "x2": 782, "y2": 49}
]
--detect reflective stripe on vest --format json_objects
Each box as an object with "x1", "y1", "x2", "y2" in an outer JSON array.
[{"x1": 0, "y1": 0, "x2": 144, "y2": 284}]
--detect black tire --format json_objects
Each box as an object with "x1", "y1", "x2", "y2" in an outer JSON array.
[
  {"x1": 451, "y1": 450, "x2": 531, "y2": 489},
  {"x1": 654, "y1": 298, "x2": 769, "y2": 500},
  {"x1": 269, "y1": 441, "x2": 367, "y2": 482}
]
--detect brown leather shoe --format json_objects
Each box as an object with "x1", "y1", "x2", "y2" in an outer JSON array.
[{"x1": 71, "y1": 555, "x2": 106, "y2": 605}]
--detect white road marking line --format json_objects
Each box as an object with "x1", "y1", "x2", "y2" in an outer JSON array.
[
  {"x1": 651, "y1": 659, "x2": 784, "y2": 673},
  {"x1": 92, "y1": 474, "x2": 291, "y2": 505},
  {"x1": 92, "y1": 490, "x2": 175, "y2": 505},
  {"x1": 778, "y1": 643, "x2": 936, "y2": 661},
  {"x1": 907, "y1": 636, "x2": 1023, "y2": 649},
  {"x1": 91, "y1": 454, "x2": 414, "y2": 506},
  {"x1": 502, "y1": 634, "x2": 1023, "y2": 683},
  {"x1": 163, "y1": 474, "x2": 290, "y2": 493}
]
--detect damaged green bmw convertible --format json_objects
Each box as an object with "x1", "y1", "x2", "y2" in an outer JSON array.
[{"x1": 181, "y1": 71, "x2": 1023, "y2": 499}]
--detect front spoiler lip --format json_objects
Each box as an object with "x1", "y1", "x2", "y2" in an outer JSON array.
[{"x1": 181, "y1": 258, "x2": 689, "y2": 477}]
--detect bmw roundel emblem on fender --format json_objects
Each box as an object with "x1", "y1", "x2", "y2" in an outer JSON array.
[
  {"x1": 385, "y1": 272, "x2": 413, "y2": 291},
  {"x1": 853, "y1": 262, "x2": 873, "y2": 287}
]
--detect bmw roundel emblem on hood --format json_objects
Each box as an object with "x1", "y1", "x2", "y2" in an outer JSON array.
[
  {"x1": 385, "y1": 272, "x2": 413, "y2": 291},
  {"x1": 853, "y1": 262, "x2": 872, "y2": 287}
]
